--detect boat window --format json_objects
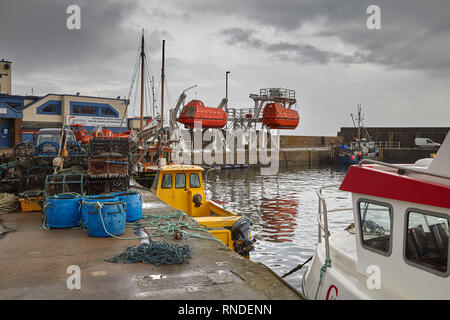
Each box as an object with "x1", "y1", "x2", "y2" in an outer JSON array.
[
  {"x1": 161, "y1": 174, "x2": 172, "y2": 189},
  {"x1": 151, "y1": 172, "x2": 159, "y2": 189},
  {"x1": 405, "y1": 210, "x2": 449, "y2": 274},
  {"x1": 358, "y1": 200, "x2": 392, "y2": 255},
  {"x1": 186, "y1": 106, "x2": 196, "y2": 117},
  {"x1": 175, "y1": 173, "x2": 186, "y2": 189},
  {"x1": 190, "y1": 173, "x2": 201, "y2": 188}
]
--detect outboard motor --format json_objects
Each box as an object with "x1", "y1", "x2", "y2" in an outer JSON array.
[{"x1": 231, "y1": 217, "x2": 255, "y2": 258}]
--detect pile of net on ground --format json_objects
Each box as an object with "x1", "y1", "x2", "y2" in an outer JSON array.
[
  {"x1": 105, "y1": 239, "x2": 193, "y2": 265},
  {"x1": 0, "y1": 193, "x2": 18, "y2": 214}
]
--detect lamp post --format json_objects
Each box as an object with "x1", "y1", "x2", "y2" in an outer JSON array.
[{"x1": 225, "y1": 71, "x2": 230, "y2": 111}]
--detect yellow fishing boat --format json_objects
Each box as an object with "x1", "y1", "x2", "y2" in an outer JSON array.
[{"x1": 151, "y1": 164, "x2": 254, "y2": 257}]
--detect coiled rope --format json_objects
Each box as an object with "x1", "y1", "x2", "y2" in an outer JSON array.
[
  {"x1": 127, "y1": 209, "x2": 222, "y2": 243},
  {"x1": 105, "y1": 240, "x2": 193, "y2": 265},
  {"x1": 0, "y1": 193, "x2": 19, "y2": 214}
]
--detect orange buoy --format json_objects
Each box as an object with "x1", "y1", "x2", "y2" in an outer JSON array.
[
  {"x1": 177, "y1": 100, "x2": 227, "y2": 129},
  {"x1": 262, "y1": 103, "x2": 299, "y2": 129}
]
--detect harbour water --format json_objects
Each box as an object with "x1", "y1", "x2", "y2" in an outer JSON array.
[{"x1": 205, "y1": 165, "x2": 354, "y2": 292}]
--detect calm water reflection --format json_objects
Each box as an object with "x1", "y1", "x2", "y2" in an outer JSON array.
[{"x1": 205, "y1": 165, "x2": 354, "y2": 292}]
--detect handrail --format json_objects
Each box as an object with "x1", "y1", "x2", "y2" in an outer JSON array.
[
  {"x1": 316, "y1": 184, "x2": 340, "y2": 262},
  {"x1": 316, "y1": 184, "x2": 353, "y2": 263},
  {"x1": 358, "y1": 159, "x2": 450, "y2": 180}
]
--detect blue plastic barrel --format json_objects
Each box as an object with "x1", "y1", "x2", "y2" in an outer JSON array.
[
  {"x1": 82, "y1": 195, "x2": 126, "y2": 237},
  {"x1": 81, "y1": 195, "x2": 117, "y2": 227},
  {"x1": 45, "y1": 194, "x2": 81, "y2": 228},
  {"x1": 110, "y1": 191, "x2": 142, "y2": 222}
]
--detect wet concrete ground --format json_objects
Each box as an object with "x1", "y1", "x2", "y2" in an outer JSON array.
[{"x1": 0, "y1": 192, "x2": 303, "y2": 300}]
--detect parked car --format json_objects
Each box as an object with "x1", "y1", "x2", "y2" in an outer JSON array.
[{"x1": 414, "y1": 137, "x2": 441, "y2": 149}]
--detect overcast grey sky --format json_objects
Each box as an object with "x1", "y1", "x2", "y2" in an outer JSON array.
[{"x1": 0, "y1": 0, "x2": 449, "y2": 135}]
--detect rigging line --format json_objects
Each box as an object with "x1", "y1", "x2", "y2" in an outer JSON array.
[
  {"x1": 146, "y1": 74, "x2": 152, "y2": 116},
  {"x1": 143, "y1": 40, "x2": 155, "y2": 77},
  {"x1": 127, "y1": 43, "x2": 141, "y2": 100},
  {"x1": 164, "y1": 76, "x2": 174, "y2": 110},
  {"x1": 119, "y1": 40, "x2": 141, "y2": 131},
  {"x1": 144, "y1": 59, "x2": 153, "y2": 118},
  {"x1": 131, "y1": 66, "x2": 140, "y2": 118},
  {"x1": 144, "y1": 57, "x2": 157, "y2": 118},
  {"x1": 155, "y1": 80, "x2": 161, "y2": 116}
]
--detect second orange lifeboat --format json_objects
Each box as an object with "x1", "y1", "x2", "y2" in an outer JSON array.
[
  {"x1": 262, "y1": 103, "x2": 299, "y2": 129},
  {"x1": 177, "y1": 100, "x2": 227, "y2": 129}
]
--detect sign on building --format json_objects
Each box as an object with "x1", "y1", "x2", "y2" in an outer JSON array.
[{"x1": 71, "y1": 116, "x2": 123, "y2": 127}]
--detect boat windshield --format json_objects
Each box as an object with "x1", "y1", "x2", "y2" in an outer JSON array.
[{"x1": 152, "y1": 171, "x2": 160, "y2": 190}]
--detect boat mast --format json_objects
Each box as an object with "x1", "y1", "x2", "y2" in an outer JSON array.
[
  {"x1": 159, "y1": 40, "x2": 165, "y2": 161},
  {"x1": 161, "y1": 40, "x2": 165, "y2": 131},
  {"x1": 140, "y1": 29, "x2": 145, "y2": 132}
]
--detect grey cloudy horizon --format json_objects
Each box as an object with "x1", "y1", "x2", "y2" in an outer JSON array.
[{"x1": 0, "y1": 0, "x2": 449, "y2": 136}]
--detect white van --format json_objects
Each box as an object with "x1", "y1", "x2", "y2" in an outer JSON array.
[{"x1": 414, "y1": 137, "x2": 441, "y2": 149}]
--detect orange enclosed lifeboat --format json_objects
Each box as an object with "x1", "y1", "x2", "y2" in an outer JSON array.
[
  {"x1": 262, "y1": 103, "x2": 299, "y2": 129},
  {"x1": 177, "y1": 100, "x2": 227, "y2": 129}
]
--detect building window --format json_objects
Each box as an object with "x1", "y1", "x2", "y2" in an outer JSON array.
[
  {"x1": 405, "y1": 210, "x2": 449, "y2": 275},
  {"x1": 37, "y1": 101, "x2": 62, "y2": 115},
  {"x1": 190, "y1": 173, "x2": 201, "y2": 188},
  {"x1": 101, "y1": 106, "x2": 118, "y2": 117},
  {"x1": 72, "y1": 105, "x2": 97, "y2": 115},
  {"x1": 175, "y1": 173, "x2": 186, "y2": 189},
  {"x1": 358, "y1": 200, "x2": 392, "y2": 255},
  {"x1": 70, "y1": 102, "x2": 119, "y2": 117},
  {"x1": 161, "y1": 174, "x2": 172, "y2": 189}
]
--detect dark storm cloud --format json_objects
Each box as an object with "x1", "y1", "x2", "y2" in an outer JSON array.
[
  {"x1": 219, "y1": 27, "x2": 351, "y2": 65},
  {"x1": 0, "y1": 0, "x2": 138, "y2": 72},
  {"x1": 177, "y1": 0, "x2": 450, "y2": 75},
  {"x1": 0, "y1": 0, "x2": 156, "y2": 95}
]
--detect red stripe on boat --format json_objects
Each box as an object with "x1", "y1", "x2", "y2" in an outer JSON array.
[{"x1": 339, "y1": 165, "x2": 450, "y2": 209}]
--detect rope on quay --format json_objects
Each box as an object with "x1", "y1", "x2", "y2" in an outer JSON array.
[
  {"x1": 105, "y1": 239, "x2": 194, "y2": 265},
  {"x1": 92, "y1": 203, "x2": 222, "y2": 244},
  {"x1": 127, "y1": 209, "x2": 223, "y2": 243},
  {"x1": 0, "y1": 193, "x2": 19, "y2": 214}
]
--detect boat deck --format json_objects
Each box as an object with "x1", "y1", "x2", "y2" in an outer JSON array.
[{"x1": 0, "y1": 191, "x2": 303, "y2": 300}]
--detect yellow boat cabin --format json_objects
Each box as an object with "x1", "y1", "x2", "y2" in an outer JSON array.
[{"x1": 151, "y1": 165, "x2": 254, "y2": 257}]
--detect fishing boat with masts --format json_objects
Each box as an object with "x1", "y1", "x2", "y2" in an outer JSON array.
[
  {"x1": 336, "y1": 105, "x2": 378, "y2": 165},
  {"x1": 127, "y1": 31, "x2": 254, "y2": 258}
]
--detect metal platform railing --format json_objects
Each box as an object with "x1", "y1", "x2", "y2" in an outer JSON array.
[{"x1": 260, "y1": 88, "x2": 295, "y2": 100}]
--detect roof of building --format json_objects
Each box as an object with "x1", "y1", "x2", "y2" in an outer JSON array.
[
  {"x1": 0, "y1": 100, "x2": 23, "y2": 118},
  {"x1": 0, "y1": 94, "x2": 40, "y2": 100},
  {"x1": 4, "y1": 93, "x2": 129, "y2": 111}
]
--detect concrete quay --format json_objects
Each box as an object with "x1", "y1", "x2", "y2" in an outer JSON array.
[{"x1": 0, "y1": 191, "x2": 303, "y2": 300}]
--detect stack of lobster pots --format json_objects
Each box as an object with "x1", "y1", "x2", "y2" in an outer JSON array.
[{"x1": 86, "y1": 137, "x2": 130, "y2": 195}]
